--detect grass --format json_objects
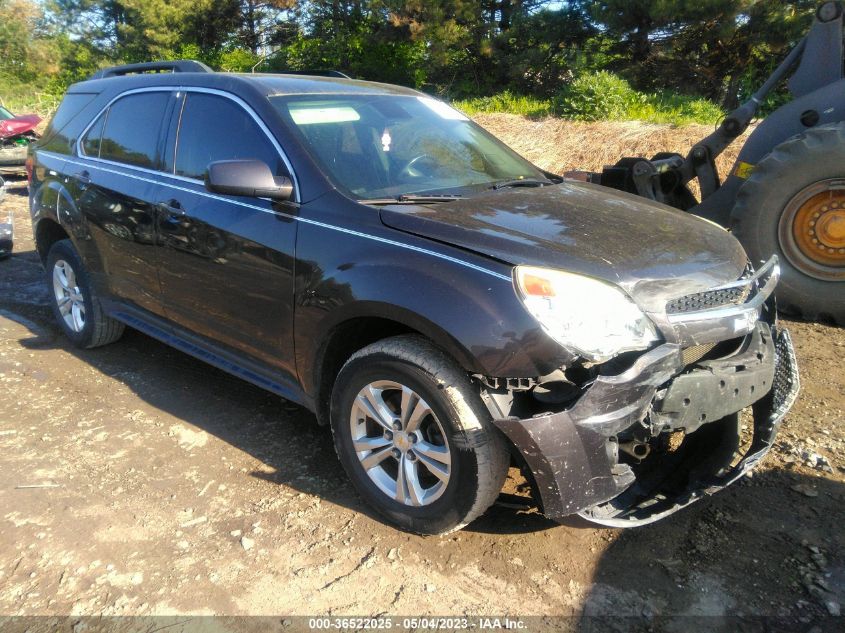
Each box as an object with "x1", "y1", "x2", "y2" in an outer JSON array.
[
  {"x1": 452, "y1": 91, "x2": 554, "y2": 118},
  {"x1": 454, "y1": 89, "x2": 723, "y2": 125},
  {"x1": 623, "y1": 91, "x2": 726, "y2": 126},
  {"x1": 453, "y1": 73, "x2": 726, "y2": 126}
]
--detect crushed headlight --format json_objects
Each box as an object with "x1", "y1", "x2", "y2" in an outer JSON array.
[{"x1": 513, "y1": 266, "x2": 660, "y2": 363}]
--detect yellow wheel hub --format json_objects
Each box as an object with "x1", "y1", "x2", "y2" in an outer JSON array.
[{"x1": 792, "y1": 190, "x2": 845, "y2": 267}]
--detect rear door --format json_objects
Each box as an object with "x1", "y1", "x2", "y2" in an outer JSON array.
[
  {"x1": 71, "y1": 90, "x2": 175, "y2": 315},
  {"x1": 153, "y1": 89, "x2": 298, "y2": 375}
]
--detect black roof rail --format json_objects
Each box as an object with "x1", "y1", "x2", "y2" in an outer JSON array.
[
  {"x1": 279, "y1": 70, "x2": 351, "y2": 79},
  {"x1": 88, "y1": 60, "x2": 213, "y2": 81}
]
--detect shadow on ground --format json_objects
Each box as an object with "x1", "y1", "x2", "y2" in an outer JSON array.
[
  {"x1": 1, "y1": 257, "x2": 560, "y2": 536},
  {"x1": 576, "y1": 468, "x2": 844, "y2": 632}
]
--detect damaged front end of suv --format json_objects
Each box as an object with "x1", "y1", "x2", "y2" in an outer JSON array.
[{"x1": 484, "y1": 256, "x2": 799, "y2": 526}]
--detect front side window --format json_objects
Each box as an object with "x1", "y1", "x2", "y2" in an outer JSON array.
[
  {"x1": 174, "y1": 93, "x2": 284, "y2": 181},
  {"x1": 97, "y1": 92, "x2": 170, "y2": 169},
  {"x1": 271, "y1": 94, "x2": 545, "y2": 199}
]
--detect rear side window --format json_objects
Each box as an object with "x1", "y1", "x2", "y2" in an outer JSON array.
[
  {"x1": 175, "y1": 93, "x2": 283, "y2": 181},
  {"x1": 97, "y1": 92, "x2": 170, "y2": 169}
]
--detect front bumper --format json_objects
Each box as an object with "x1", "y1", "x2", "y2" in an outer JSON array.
[{"x1": 493, "y1": 322, "x2": 799, "y2": 526}]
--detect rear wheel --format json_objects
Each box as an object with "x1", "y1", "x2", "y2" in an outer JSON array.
[
  {"x1": 46, "y1": 239, "x2": 125, "y2": 348},
  {"x1": 732, "y1": 124, "x2": 845, "y2": 324},
  {"x1": 330, "y1": 335, "x2": 509, "y2": 535}
]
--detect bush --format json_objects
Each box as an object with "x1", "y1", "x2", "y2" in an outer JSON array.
[{"x1": 554, "y1": 71, "x2": 640, "y2": 121}]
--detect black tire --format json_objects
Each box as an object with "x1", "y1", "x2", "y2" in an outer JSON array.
[
  {"x1": 330, "y1": 335, "x2": 509, "y2": 535},
  {"x1": 732, "y1": 123, "x2": 845, "y2": 324},
  {"x1": 46, "y1": 239, "x2": 125, "y2": 348}
]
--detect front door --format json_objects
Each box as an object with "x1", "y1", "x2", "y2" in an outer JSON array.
[{"x1": 154, "y1": 90, "x2": 298, "y2": 375}]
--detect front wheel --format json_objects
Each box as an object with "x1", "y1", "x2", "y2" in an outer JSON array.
[{"x1": 330, "y1": 336, "x2": 509, "y2": 535}]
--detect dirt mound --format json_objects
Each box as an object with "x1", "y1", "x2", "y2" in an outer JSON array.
[{"x1": 474, "y1": 113, "x2": 753, "y2": 182}]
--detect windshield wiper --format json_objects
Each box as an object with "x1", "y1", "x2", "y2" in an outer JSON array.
[
  {"x1": 490, "y1": 178, "x2": 553, "y2": 190},
  {"x1": 361, "y1": 194, "x2": 464, "y2": 205}
]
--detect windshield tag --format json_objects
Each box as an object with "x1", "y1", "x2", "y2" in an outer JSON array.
[{"x1": 381, "y1": 129, "x2": 392, "y2": 152}]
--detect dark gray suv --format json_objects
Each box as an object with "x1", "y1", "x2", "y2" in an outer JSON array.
[{"x1": 28, "y1": 61, "x2": 799, "y2": 534}]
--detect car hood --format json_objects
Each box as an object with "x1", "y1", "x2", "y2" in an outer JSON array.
[
  {"x1": 0, "y1": 114, "x2": 41, "y2": 139},
  {"x1": 379, "y1": 181, "x2": 748, "y2": 313}
]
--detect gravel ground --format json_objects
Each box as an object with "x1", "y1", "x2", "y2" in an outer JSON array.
[{"x1": 0, "y1": 177, "x2": 843, "y2": 632}]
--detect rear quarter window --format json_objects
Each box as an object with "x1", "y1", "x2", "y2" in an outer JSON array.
[{"x1": 39, "y1": 92, "x2": 98, "y2": 155}]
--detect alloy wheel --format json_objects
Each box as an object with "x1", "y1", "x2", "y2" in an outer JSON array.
[
  {"x1": 52, "y1": 259, "x2": 86, "y2": 332},
  {"x1": 349, "y1": 380, "x2": 451, "y2": 506}
]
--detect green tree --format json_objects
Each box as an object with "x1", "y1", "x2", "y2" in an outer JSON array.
[
  {"x1": 489, "y1": 3, "x2": 600, "y2": 96},
  {"x1": 0, "y1": 0, "x2": 58, "y2": 82},
  {"x1": 47, "y1": 0, "x2": 247, "y2": 62},
  {"x1": 237, "y1": 0, "x2": 297, "y2": 53},
  {"x1": 591, "y1": 0, "x2": 818, "y2": 108}
]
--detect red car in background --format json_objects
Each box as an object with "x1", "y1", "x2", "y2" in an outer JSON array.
[{"x1": 0, "y1": 105, "x2": 41, "y2": 175}]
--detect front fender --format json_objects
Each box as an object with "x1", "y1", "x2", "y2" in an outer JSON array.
[{"x1": 293, "y1": 210, "x2": 572, "y2": 398}]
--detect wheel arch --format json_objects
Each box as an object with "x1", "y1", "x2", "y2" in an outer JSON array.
[
  {"x1": 31, "y1": 176, "x2": 87, "y2": 264},
  {"x1": 34, "y1": 218, "x2": 70, "y2": 264},
  {"x1": 308, "y1": 305, "x2": 479, "y2": 426}
]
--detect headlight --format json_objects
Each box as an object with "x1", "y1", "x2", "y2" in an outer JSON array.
[{"x1": 514, "y1": 266, "x2": 660, "y2": 362}]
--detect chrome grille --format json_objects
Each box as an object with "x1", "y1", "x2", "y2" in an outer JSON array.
[
  {"x1": 667, "y1": 286, "x2": 751, "y2": 314},
  {"x1": 666, "y1": 265, "x2": 755, "y2": 315}
]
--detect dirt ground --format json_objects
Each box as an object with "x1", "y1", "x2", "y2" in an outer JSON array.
[{"x1": 1, "y1": 155, "x2": 844, "y2": 632}]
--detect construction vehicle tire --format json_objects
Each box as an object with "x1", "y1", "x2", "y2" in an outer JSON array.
[{"x1": 732, "y1": 123, "x2": 845, "y2": 325}]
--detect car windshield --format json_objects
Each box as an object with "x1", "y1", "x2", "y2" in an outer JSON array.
[
  {"x1": 270, "y1": 94, "x2": 546, "y2": 200},
  {"x1": 0, "y1": 106, "x2": 13, "y2": 120}
]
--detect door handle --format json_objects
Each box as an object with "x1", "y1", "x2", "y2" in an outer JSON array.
[
  {"x1": 75, "y1": 171, "x2": 91, "y2": 187},
  {"x1": 159, "y1": 199, "x2": 186, "y2": 216}
]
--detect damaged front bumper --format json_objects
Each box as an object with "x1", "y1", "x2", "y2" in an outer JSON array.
[{"x1": 493, "y1": 320, "x2": 799, "y2": 527}]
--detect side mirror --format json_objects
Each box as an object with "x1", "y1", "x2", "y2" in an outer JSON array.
[{"x1": 205, "y1": 159, "x2": 294, "y2": 201}]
